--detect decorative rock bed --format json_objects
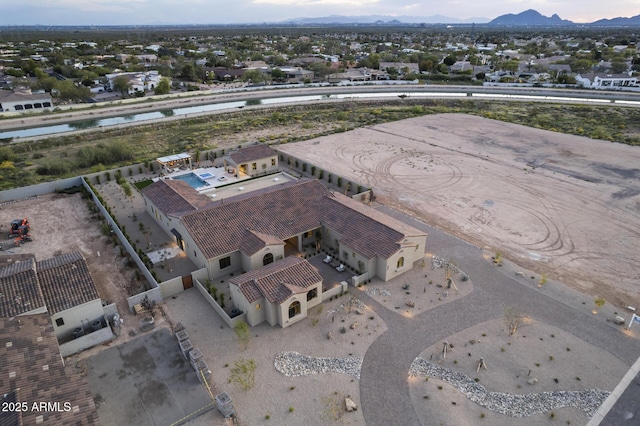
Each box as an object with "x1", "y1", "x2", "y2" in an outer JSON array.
[
  {"x1": 409, "y1": 357, "x2": 609, "y2": 418},
  {"x1": 274, "y1": 351, "x2": 363, "y2": 379},
  {"x1": 364, "y1": 288, "x2": 391, "y2": 297}
]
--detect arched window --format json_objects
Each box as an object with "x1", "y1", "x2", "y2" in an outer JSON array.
[
  {"x1": 288, "y1": 301, "x2": 301, "y2": 318},
  {"x1": 307, "y1": 288, "x2": 317, "y2": 301},
  {"x1": 397, "y1": 257, "x2": 405, "y2": 268},
  {"x1": 263, "y1": 253, "x2": 274, "y2": 266}
]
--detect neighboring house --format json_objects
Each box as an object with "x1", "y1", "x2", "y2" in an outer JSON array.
[
  {"x1": 0, "y1": 251, "x2": 108, "y2": 341},
  {"x1": 240, "y1": 60, "x2": 271, "y2": 74},
  {"x1": 0, "y1": 314, "x2": 100, "y2": 425},
  {"x1": 591, "y1": 73, "x2": 638, "y2": 88},
  {"x1": 229, "y1": 256, "x2": 322, "y2": 327},
  {"x1": 36, "y1": 251, "x2": 104, "y2": 340},
  {"x1": 142, "y1": 176, "x2": 427, "y2": 285},
  {"x1": 288, "y1": 57, "x2": 326, "y2": 67},
  {"x1": 379, "y1": 62, "x2": 420, "y2": 74},
  {"x1": 0, "y1": 89, "x2": 52, "y2": 113},
  {"x1": 223, "y1": 143, "x2": 279, "y2": 178},
  {"x1": 327, "y1": 68, "x2": 372, "y2": 83},
  {"x1": 105, "y1": 70, "x2": 164, "y2": 93},
  {"x1": 277, "y1": 67, "x2": 314, "y2": 83},
  {"x1": 449, "y1": 61, "x2": 474, "y2": 73},
  {"x1": 206, "y1": 67, "x2": 244, "y2": 81}
]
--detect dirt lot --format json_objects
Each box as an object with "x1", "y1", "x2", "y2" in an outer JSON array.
[
  {"x1": 278, "y1": 113, "x2": 640, "y2": 309},
  {"x1": 0, "y1": 192, "x2": 139, "y2": 339}
]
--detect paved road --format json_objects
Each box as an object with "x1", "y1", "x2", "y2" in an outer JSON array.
[
  {"x1": 601, "y1": 371, "x2": 640, "y2": 425},
  {"x1": 358, "y1": 206, "x2": 640, "y2": 426}
]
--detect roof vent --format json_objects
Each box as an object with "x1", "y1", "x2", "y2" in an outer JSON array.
[
  {"x1": 239, "y1": 187, "x2": 244, "y2": 191},
  {"x1": 274, "y1": 177, "x2": 280, "y2": 181}
]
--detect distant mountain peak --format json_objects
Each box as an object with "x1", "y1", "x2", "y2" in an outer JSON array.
[{"x1": 489, "y1": 9, "x2": 574, "y2": 26}]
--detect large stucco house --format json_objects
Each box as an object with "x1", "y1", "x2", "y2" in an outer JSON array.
[
  {"x1": 142, "y1": 144, "x2": 426, "y2": 326},
  {"x1": 143, "y1": 178, "x2": 426, "y2": 283}
]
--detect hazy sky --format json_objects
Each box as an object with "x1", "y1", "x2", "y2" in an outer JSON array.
[{"x1": 2, "y1": 0, "x2": 638, "y2": 26}]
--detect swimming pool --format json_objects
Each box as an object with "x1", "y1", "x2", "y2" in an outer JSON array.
[
  {"x1": 198, "y1": 172, "x2": 214, "y2": 179},
  {"x1": 173, "y1": 173, "x2": 210, "y2": 189}
]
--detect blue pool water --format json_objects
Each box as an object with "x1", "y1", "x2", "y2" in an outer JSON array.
[
  {"x1": 173, "y1": 173, "x2": 210, "y2": 189},
  {"x1": 198, "y1": 172, "x2": 214, "y2": 179}
]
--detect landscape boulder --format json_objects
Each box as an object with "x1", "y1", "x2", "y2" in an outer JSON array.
[{"x1": 345, "y1": 397, "x2": 358, "y2": 412}]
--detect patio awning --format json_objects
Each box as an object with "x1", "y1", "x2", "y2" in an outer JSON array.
[{"x1": 157, "y1": 153, "x2": 191, "y2": 164}]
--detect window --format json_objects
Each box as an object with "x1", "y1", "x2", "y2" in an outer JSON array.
[
  {"x1": 271, "y1": 158, "x2": 276, "y2": 166},
  {"x1": 397, "y1": 257, "x2": 405, "y2": 268},
  {"x1": 55, "y1": 318, "x2": 64, "y2": 327},
  {"x1": 256, "y1": 303, "x2": 261, "y2": 311},
  {"x1": 288, "y1": 301, "x2": 301, "y2": 318},
  {"x1": 219, "y1": 256, "x2": 231, "y2": 269},
  {"x1": 263, "y1": 253, "x2": 274, "y2": 266},
  {"x1": 252, "y1": 163, "x2": 257, "y2": 170},
  {"x1": 307, "y1": 288, "x2": 317, "y2": 301}
]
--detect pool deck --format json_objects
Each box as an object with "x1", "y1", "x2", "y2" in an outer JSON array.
[{"x1": 155, "y1": 167, "x2": 299, "y2": 201}]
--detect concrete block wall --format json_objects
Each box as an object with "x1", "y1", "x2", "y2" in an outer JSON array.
[
  {"x1": 59, "y1": 324, "x2": 114, "y2": 358},
  {"x1": 127, "y1": 287, "x2": 163, "y2": 313},
  {"x1": 193, "y1": 277, "x2": 246, "y2": 328}
]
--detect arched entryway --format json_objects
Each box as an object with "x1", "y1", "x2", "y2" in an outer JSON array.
[{"x1": 263, "y1": 253, "x2": 274, "y2": 266}]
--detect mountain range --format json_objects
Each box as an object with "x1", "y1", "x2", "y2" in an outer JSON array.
[
  {"x1": 285, "y1": 10, "x2": 640, "y2": 27},
  {"x1": 285, "y1": 14, "x2": 489, "y2": 25}
]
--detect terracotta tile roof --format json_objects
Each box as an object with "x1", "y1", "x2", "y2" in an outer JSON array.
[
  {"x1": 0, "y1": 256, "x2": 45, "y2": 318},
  {"x1": 239, "y1": 230, "x2": 285, "y2": 256},
  {"x1": 182, "y1": 180, "x2": 329, "y2": 259},
  {"x1": 181, "y1": 179, "x2": 425, "y2": 261},
  {"x1": 320, "y1": 193, "x2": 427, "y2": 259},
  {"x1": 0, "y1": 314, "x2": 99, "y2": 425},
  {"x1": 228, "y1": 144, "x2": 276, "y2": 164},
  {"x1": 37, "y1": 251, "x2": 100, "y2": 315},
  {"x1": 142, "y1": 179, "x2": 212, "y2": 215},
  {"x1": 229, "y1": 257, "x2": 321, "y2": 304}
]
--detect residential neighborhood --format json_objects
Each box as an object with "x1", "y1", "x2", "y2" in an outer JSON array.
[
  {"x1": 1, "y1": 26, "x2": 639, "y2": 112},
  {"x1": 1, "y1": 21, "x2": 640, "y2": 426}
]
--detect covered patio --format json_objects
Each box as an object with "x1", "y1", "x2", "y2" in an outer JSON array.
[{"x1": 156, "y1": 153, "x2": 192, "y2": 174}]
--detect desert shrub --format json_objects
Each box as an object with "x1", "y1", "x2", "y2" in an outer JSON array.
[{"x1": 36, "y1": 159, "x2": 70, "y2": 176}]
